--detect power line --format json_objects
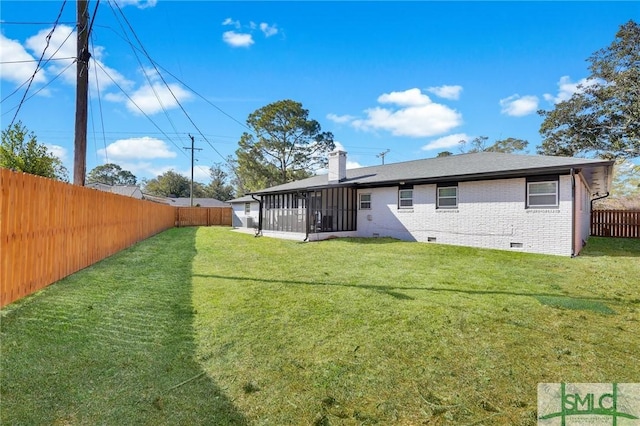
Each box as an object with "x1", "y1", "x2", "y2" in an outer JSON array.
[
  {"x1": 7, "y1": 0, "x2": 69, "y2": 129},
  {"x1": 0, "y1": 57, "x2": 76, "y2": 64},
  {"x1": 93, "y1": 22, "x2": 252, "y2": 133},
  {"x1": 92, "y1": 60, "x2": 189, "y2": 159},
  {"x1": 107, "y1": 0, "x2": 185, "y2": 148}
]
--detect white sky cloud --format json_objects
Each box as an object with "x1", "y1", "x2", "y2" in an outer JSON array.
[
  {"x1": 327, "y1": 113, "x2": 355, "y2": 124},
  {"x1": 222, "y1": 18, "x2": 241, "y2": 29},
  {"x1": 352, "y1": 88, "x2": 463, "y2": 137},
  {"x1": 260, "y1": 23, "x2": 278, "y2": 37},
  {"x1": 421, "y1": 133, "x2": 473, "y2": 151},
  {"x1": 427, "y1": 85, "x2": 463, "y2": 100},
  {"x1": 222, "y1": 31, "x2": 254, "y2": 48},
  {"x1": 0, "y1": 34, "x2": 47, "y2": 85},
  {"x1": 543, "y1": 75, "x2": 600, "y2": 104},
  {"x1": 113, "y1": 81, "x2": 192, "y2": 115},
  {"x1": 46, "y1": 144, "x2": 68, "y2": 162},
  {"x1": 113, "y1": 0, "x2": 157, "y2": 9},
  {"x1": 98, "y1": 137, "x2": 177, "y2": 161},
  {"x1": 499, "y1": 94, "x2": 539, "y2": 117}
]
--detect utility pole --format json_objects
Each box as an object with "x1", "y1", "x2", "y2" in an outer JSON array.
[
  {"x1": 73, "y1": 0, "x2": 90, "y2": 186},
  {"x1": 184, "y1": 134, "x2": 202, "y2": 207},
  {"x1": 377, "y1": 149, "x2": 390, "y2": 165}
]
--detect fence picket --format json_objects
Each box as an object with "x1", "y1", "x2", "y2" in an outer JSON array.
[{"x1": 591, "y1": 210, "x2": 640, "y2": 238}]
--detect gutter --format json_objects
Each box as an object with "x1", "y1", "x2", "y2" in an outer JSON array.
[
  {"x1": 251, "y1": 194, "x2": 262, "y2": 237},
  {"x1": 570, "y1": 168, "x2": 576, "y2": 257}
]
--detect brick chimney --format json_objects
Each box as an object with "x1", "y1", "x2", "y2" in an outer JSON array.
[{"x1": 328, "y1": 150, "x2": 347, "y2": 183}]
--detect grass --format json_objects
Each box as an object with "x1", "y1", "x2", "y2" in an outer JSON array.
[{"x1": 2, "y1": 229, "x2": 639, "y2": 425}]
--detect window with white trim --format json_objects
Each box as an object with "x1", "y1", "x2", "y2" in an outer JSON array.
[
  {"x1": 437, "y1": 186, "x2": 458, "y2": 209},
  {"x1": 527, "y1": 180, "x2": 558, "y2": 208},
  {"x1": 398, "y1": 188, "x2": 413, "y2": 208},
  {"x1": 359, "y1": 193, "x2": 371, "y2": 209},
  {"x1": 244, "y1": 202, "x2": 251, "y2": 215}
]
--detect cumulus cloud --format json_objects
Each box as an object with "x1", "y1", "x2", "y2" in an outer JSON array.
[
  {"x1": 222, "y1": 31, "x2": 254, "y2": 48},
  {"x1": 499, "y1": 94, "x2": 539, "y2": 117},
  {"x1": 352, "y1": 88, "x2": 462, "y2": 137},
  {"x1": 222, "y1": 18, "x2": 241, "y2": 29},
  {"x1": 106, "y1": 76, "x2": 192, "y2": 115},
  {"x1": 0, "y1": 34, "x2": 47, "y2": 85},
  {"x1": 46, "y1": 144, "x2": 68, "y2": 162},
  {"x1": 221, "y1": 18, "x2": 279, "y2": 47},
  {"x1": 421, "y1": 133, "x2": 473, "y2": 151},
  {"x1": 260, "y1": 23, "x2": 278, "y2": 37},
  {"x1": 98, "y1": 137, "x2": 177, "y2": 161},
  {"x1": 113, "y1": 0, "x2": 157, "y2": 9},
  {"x1": 327, "y1": 113, "x2": 355, "y2": 124},
  {"x1": 427, "y1": 85, "x2": 463, "y2": 100},
  {"x1": 543, "y1": 75, "x2": 600, "y2": 104}
]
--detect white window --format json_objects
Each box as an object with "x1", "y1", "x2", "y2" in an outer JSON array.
[
  {"x1": 437, "y1": 186, "x2": 458, "y2": 209},
  {"x1": 527, "y1": 181, "x2": 558, "y2": 208},
  {"x1": 359, "y1": 193, "x2": 371, "y2": 209},
  {"x1": 399, "y1": 189, "x2": 413, "y2": 208},
  {"x1": 244, "y1": 202, "x2": 251, "y2": 215}
]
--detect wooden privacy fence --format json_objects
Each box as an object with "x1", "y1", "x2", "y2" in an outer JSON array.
[
  {"x1": 1, "y1": 169, "x2": 176, "y2": 308},
  {"x1": 175, "y1": 207, "x2": 232, "y2": 227},
  {"x1": 591, "y1": 210, "x2": 640, "y2": 238}
]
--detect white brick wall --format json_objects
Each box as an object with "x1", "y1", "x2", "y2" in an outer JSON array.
[
  {"x1": 356, "y1": 176, "x2": 574, "y2": 256},
  {"x1": 231, "y1": 201, "x2": 259, "y2": 228}
]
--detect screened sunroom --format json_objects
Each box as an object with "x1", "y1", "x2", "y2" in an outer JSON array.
[{"x1": 260, "y1": 187, "x2": 357, "y2": 235}]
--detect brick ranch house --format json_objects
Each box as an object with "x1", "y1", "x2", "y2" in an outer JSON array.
[{"x1": 232, "y1": 151, "x2": 614, "y2": 256}]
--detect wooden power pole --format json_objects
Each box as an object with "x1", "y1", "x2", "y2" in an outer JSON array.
[
  {"x1": 73, "y1": 0, "x2": 90, "y2": 186},
  {"x1": 184, "y1": 134, "x2": 202, "y2": 207}
]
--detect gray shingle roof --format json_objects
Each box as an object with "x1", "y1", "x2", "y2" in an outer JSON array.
[
  {"x1": 170, "y1": 198, "x2": 230, "y2": 207},
  {"x1": 252, "y1": 152, "x2": 614, "y2": 194}
]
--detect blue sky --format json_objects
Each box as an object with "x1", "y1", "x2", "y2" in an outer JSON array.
[{"x1": 1, "y1": 1, "x2": 638, "y2": 184}]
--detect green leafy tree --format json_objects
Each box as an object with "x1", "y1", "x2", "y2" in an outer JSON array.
[
  {"x1": 205, "y1": 163, "x2": 235, "y2": 201},
  {"x1": 538, "y1": 20, "x2": 640, "y2": 159},
  {"x1": 436, "y1": 151, "x2": 453, "y2": 157},
  {"x1": 459, "y1": 136, "x2": 529, "y2": 154},
  {"x1": 142, "y1": 170, "x2": 205, "y2": 198},
  {"x1": 87, "y1": 163, "x2": 137, "y2": 185},
  {"x1": 1, "y1": 121, "x2": 69, "y2": 181},
  {"x1": 235, "y1": 99, "x2": 335, "y2": 192}
]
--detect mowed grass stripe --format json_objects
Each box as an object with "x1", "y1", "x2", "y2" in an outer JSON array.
[{"x1": 1, "y1": 227, "x2": 248, "y2": 426}]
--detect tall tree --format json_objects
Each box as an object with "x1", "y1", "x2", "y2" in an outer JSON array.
[
  {"x1": 142, "y1": 170, "x2": 205, "y2": 198},
  {"x1": 87, "y1": 163, "x2": 137, "y2": 185},
  {"x1": 458, "y1": 136, "x2": 529, "y2": 154},
  {"x1": 538, "y1": 20, "x2": 640, "y2": 159},
  {"x1": 235, "y1": 99, "x2": 335, "y2": 192},
  {"x1": 1, "y1": 121, "x2": 69, "y2": 181},
  {"x1": 205, "y1": 163, "x2": 235, "y2": 201}
]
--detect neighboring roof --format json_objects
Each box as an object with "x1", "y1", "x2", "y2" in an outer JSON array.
[
  {"x1": 87, "y1": 183, "x2": 142, "y2": 198},
  {"x1": 252, "y1": 152, "x2": 614, "y2": 195},
  {"x1": 170, "y1": 197, "x2": 230, "y2": 207},
  {"x1": 228, "y1": 195, "x2": 257, "y2": 204}
]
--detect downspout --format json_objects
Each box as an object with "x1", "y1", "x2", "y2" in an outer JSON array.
[
  {"x1": 251, "y1": 194, "x2": 262, "y2": 237},
  {"x1": 304, "y1": 191, "x2": 310, "y2": 241},
  {"x1": 590, "y1": 192, "x2": 610, "y2": 211},
  {"x1": 570, "y1": 168, "x2": 576, "y2": 257}
]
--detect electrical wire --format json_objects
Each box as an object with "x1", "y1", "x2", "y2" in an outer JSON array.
[
  {"x1": 93, "y1": 23, "x2": 252, "y2": 133},
  {"x1": 93, "y1": 60, "x2": 189, "y2": 159},
  {"x1": 1, "y1": 60, "x2": 75, "y2": 117},
  {"x1": 107, "y1": 0, "x2": 183, "y2": 146},
  {"x1": 7, "y1": 0, "x2": 69, "y2": 128},
  {"x1": 108, "y1": 0, "x2": 235, "y2": 169},
  {"x1": 0, "y1": 57, "x2": 76, "y2": 64},
  {"x1": 90, "y1": 32, "x2": 109, "y2": 164}
]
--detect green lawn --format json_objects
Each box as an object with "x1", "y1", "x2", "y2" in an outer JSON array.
[{"x1": 1, "y1": 228, "x2": 639, "y2": 425}]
